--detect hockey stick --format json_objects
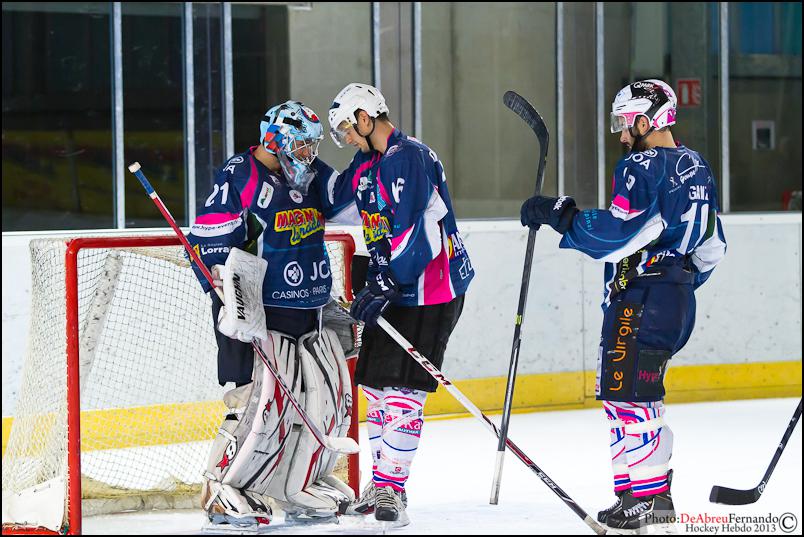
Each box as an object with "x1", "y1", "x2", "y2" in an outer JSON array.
[
  {"x1": 490, "y1": 91, "x2": 549, "y2": 505},
  {"x1": 128, "y1": 162, "x2": 359, "y2": 455},
  {"x1": 709, "y1": 398, "x2": 802, "y2": 505},
  {"x1": 333, "y1": 301, "x2": 606, "y2": 534}
]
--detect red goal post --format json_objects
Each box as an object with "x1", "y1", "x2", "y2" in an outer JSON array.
[{"x1": 2, "y1": 232, "x2": 360, "y2": 535}]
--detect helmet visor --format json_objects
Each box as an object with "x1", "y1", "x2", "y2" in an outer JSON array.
[
  {"x1": 610, "y1": 113, "x2": 630, "y2": 134},
  {"x1": 330, "y1": 119, "x2": 355, "y2": 148},
  {"x1": 610, "y1": 111, "x2": 642, "y2": 134}
]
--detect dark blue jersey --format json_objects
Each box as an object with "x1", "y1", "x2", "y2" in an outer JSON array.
[
  {"x1": 560, "y1": 145, "x2": 727, "y2": 309},
  {"x1": 187, "y1": 147, "x2": 350, "y2": 309},
  {"x1": 313, "y1": 129, "x2": 474, "y2": 306}
]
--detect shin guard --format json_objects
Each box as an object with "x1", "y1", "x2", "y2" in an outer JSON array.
[
  {"x1": 373, "y1": 388, "x2": 427, "y2": 492},
  {"x1": 607, "y1": 400, "x2": 673, "y2": 498}
]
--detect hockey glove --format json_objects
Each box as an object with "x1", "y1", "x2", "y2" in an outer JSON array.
[
  {"x1": 349, "y1": 271, "x2": 401, "y2": 327},
  {"x1": 215, "y1": 248, "x2": 268, "y2": 343},
  {"x1": 520, "y1": 195, "x2": 578, "y2": 234}
]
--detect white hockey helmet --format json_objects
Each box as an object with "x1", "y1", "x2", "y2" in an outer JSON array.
[
  {"x1": 328, "y1": 83, "x2": 389, "y2": 147},
  {"x1": 610, "y1": 79, "x2": 677, "y2": 134}
]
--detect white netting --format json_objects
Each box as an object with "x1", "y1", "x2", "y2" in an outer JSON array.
[{"x1": 2, "y1": 235, "x2": 355, "y2": 532}]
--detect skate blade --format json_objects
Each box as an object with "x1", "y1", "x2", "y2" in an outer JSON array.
[
  {"x1": 202, "y1": 521, "x2": 273, "y2": 535},
  {"x1": 376, "y1": 514, "x2": 410, "y2": 532},
  {"x1": 283, "y1": 513, "x2": 340, "y2": 526},
  {"x1": 344, "y1": 506, "x2": 375, "y2": 516}
]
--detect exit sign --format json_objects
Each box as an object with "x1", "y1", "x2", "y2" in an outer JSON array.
[{"x1": 676, "y1": 79, "x2": 702, "y2": 107}]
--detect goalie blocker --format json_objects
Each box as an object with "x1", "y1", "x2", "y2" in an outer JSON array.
[{"x1": 203, "y1": 248, "x2": 356, "y2": 525}]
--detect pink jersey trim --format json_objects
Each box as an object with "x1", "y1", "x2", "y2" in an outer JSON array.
[
  {"x1": 239, "y1": 156, "x2": 260, "y2": 208},
  {"x1": 352, "y1": 154, "x2": 381, "y2": 191},
  {"x1": 195, "y1": 212, "x2": 240, "y2": 225},
  {"x1": 377, "y1": 175, "x2": 392, "y2": 205},
  {"x1": 420, "y1": 241, "x2": 454, "y2": 305},
  {"x1": 612, "y1": 194, "x2": 634, "y2": 213},
  {"x1": 390, "y1": 225, "x2": 414, "y2": 255}
]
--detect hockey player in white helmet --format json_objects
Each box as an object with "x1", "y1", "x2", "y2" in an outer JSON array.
[
  {"x1": 520, "y1": 79, "x2": 727, "y2": 530},
  {"x1": 187, "y1": 100, "x2": 358, "y2": 530},
  {"x1": 310, "y1": 83, "x2": 475, "y2": 527}
]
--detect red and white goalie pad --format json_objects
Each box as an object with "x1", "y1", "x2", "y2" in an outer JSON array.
[
  {"x1": 202, "y1": 326, "x2": 354, "y2": 519},
  {"x1": 202, "y1": 331, "x2": 299, "y2": 519},
  {"x1": 265, "y1": 327, "x2": 355, "y2": 516}
]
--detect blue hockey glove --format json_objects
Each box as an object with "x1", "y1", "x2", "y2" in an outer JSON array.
[
  {"x1": 349, "y1": 271, "x2": 401, "y2": 327},
  {"x1": 520, "y1": 195, "x2": 578, "y2": 234}
]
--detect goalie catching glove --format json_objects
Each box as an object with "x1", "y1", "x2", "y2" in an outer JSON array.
[
  {"x1": 214, "y1": 247, "x2": 268, "y2": 342},
  {"x1": 349, "y1": 270, "x2": 401, "y2": 327}
]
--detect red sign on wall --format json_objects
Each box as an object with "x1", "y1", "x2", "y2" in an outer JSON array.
[{"x1": 676, "y1": 79, "x2": 702, "y2": 108}]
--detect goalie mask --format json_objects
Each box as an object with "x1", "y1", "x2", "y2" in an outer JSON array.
[{"x1": 260, "y1": 101, "x2": 324, "y2": 194}]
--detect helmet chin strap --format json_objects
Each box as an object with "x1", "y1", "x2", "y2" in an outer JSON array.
[
  {"x1": 628, "y1": 123, "x2": 655, "y2": 153},
  {"x1": 355, "y1": 115, "x2": 377, "y2": 151}
]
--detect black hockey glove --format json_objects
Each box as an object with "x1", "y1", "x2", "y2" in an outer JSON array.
[
  {"x1": 349, "y1": 271, "x2": 402, "y2": 327},
  {"x1": 520, "y1": 195, "x2": 578, "y2": 234}
]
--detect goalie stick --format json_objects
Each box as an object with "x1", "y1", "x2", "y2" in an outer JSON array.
[
  {"x1": 331, "y1": 300, "x2": 607, "y2": 535},
  {"x1": 128, "y1": 162, "x2": 359, "y2": 456},
  {"x1": 490, "y1": 91, "x2": 550, "y2": 506},
  {"x1": 709, "y1": 398, "x2": 802, "y2": 505}
]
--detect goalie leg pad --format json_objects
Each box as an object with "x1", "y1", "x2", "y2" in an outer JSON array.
[
  {"x1": 265, "y1": 327, "x2": 355, "y2": 515},
  {"x1": 373, "y1": 387, "x2": 427, "y2": 492},
  {"x1": 605, "y1": 400, "x2": 673, "y2": 498},
  {"x1": 203, "y1": 331, "x2": 300, "y2": 516}
]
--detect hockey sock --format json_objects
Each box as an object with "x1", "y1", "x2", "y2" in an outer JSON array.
[
  {"x1": 602, "y1": 401, "x2": 630, "y2": 493},
  {"x1": 362, "y1": 386, "x2": 385, "y2": 474},
  {"x1": 373, "y1": 387, "x2": 427, "y2": 492},
  {"x1": 609, "y1": 400, "x2": 673, "y2": 498}
]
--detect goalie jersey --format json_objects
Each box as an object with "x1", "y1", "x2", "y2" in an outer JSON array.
[
  {"x1": 187, "y1": 147, "x2": 355, "y2": 309},
  {"x1": 313, "y1": 129, "x2": 474, "y2": 306},
  {"x1": 559, "y1": 145, "x2": 727, "y2": 309}
]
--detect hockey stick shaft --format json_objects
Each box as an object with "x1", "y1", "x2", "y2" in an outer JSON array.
[
  {"x1": 374, "y1": 315, "x2": 606, "y2": 535},
  {"x1": 128, "y1": 162, "x2": 359, "y2": 455},
  {"x1": 709, "y1": 398, "x2": 802, "y2": 505},
  {"x1": 491, "y1": 91, "x2": 549, "y2": 505}
]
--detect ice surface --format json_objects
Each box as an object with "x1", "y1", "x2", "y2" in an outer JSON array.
[{"x1": 83, "y1": 397, "x2": 802, "y2": 535}]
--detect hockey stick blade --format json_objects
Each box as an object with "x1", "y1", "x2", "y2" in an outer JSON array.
[
  {"x1": 709, "y1": 485, "x2": 761, "y2": 506},
  {"x1": 709, "y1": 398, "x2": 801, "y2": 506},
  {"x1": 503, "y1": 91, "x2": 548, "y2": 150}
]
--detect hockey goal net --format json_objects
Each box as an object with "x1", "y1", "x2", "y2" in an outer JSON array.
[{"x1": 2, "y1": 232, "x2": 360, "y2": 535}]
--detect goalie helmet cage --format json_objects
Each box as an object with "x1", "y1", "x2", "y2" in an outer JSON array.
[{"x1": 2, "y1": 233, "x2": 360, "y2": 535}]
